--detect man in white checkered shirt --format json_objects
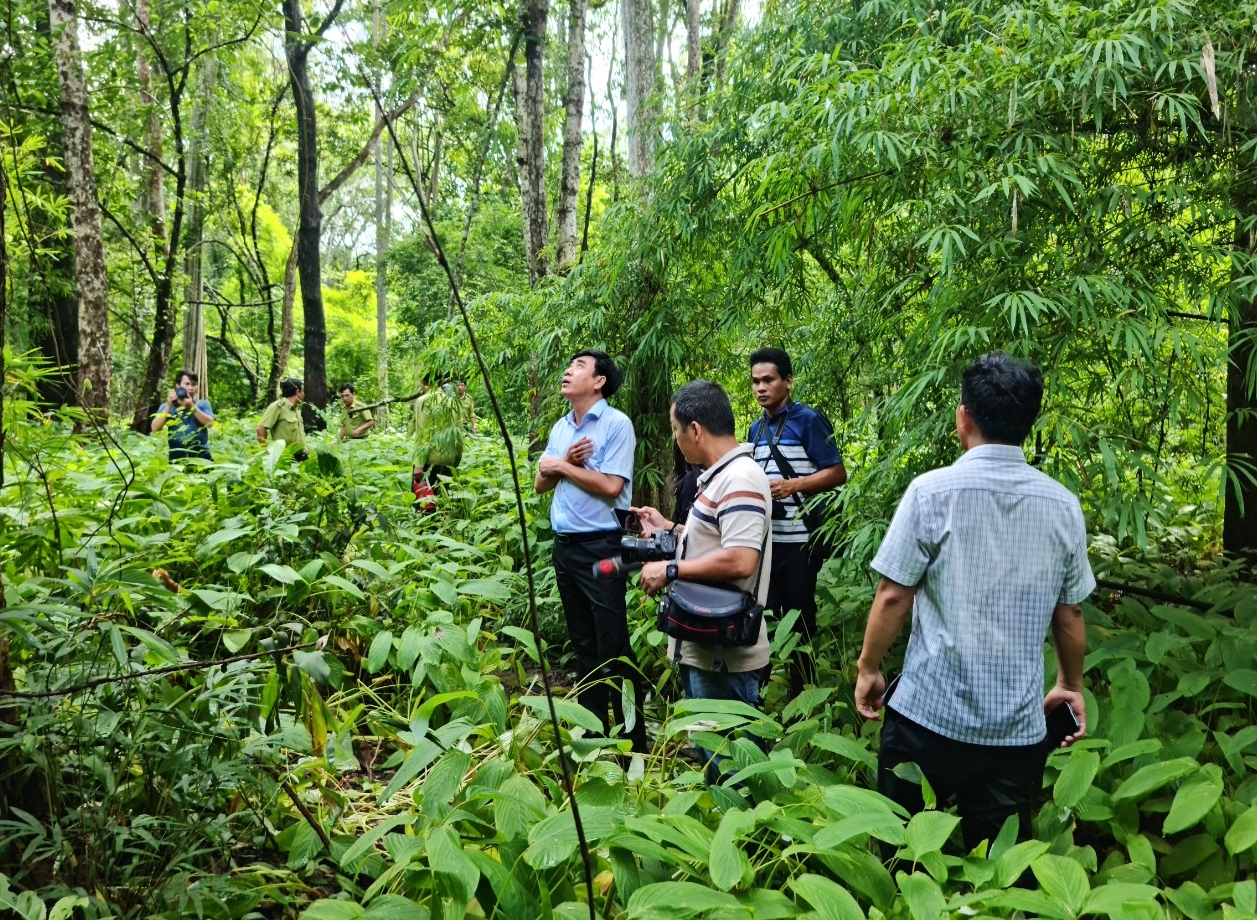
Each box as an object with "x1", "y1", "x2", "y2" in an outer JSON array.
[{"x1": 855, "y1": 352, "x2": 1095, "y2": 851}]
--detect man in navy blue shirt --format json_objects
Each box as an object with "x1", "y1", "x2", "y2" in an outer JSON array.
[
  {"x1": 748, "y1": 348, "x2": 847, "y2": 696},
  {"x1": 536, "y1": 350, "x2": 648, "y2": 753},
  {"x1": 152, "y1": 370, "x2": 215, "y2": 461}
]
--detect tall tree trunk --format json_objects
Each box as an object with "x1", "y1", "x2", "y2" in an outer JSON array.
[
  {"x1": 182, "y1": 54, "x2": 215, "y2": 398},
  {"x1": 514, "y1": 0, "x2": 549, "y2": 286},
  {"x1": 1226, "y1": 212, "x2": 1257, "y2": 566},
  {"x1": 713, "y1": 0, "x2": 739, "y2": 90},
  {"x1": 621, "y1": 0, "x2": 656, "y2": 180},
  {"x1": 282, "y1": 0, "x2": 344, "y2": 410},
  {"x1": 129, "y1": 0, "x2": 176, "y2": 432},
  {"x1": 49, "y1": 0, "x2": 110, "y2": 417},
  {"x1": 267, "y1": 238, "x2": 299, "y2": 402},
  {"x1": 685, "y1": 0, "x2": 700, "y2": 80},
  {"x1": 554, "y1": 0, "x2": 586, "y2": 273},
  {"x1": 373, "y1": 0, "x2": 389, "y2": 422}
]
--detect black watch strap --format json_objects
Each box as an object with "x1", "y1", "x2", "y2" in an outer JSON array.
[{"x1": 666, "y1": 563, "x2": 679, "y2": 582}]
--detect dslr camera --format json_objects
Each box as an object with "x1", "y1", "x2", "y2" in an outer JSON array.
[
  {"x1": 175, "y1": 386, "x2": 189, "y2": 400},
  {"x1": 618, "y1": 529, "x2": 679, "y2": 563}
]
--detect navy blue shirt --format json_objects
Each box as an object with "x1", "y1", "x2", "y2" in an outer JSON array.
[
  {"x1": 748, "y1": 401, "x2": 842, "y2": 543},
  {"x1": 157, "y1": 399, "x2": 213, "y2": 459}
]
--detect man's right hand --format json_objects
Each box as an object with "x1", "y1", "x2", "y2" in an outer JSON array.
[
  {"x1": 564, "y1": 437, "x2": 594, "y2": 466},
  {"x1": 167, "y1": 389, "x2": 179, "y2": 407},
  {"x1": 629, "y1": 505, "x2": 669, "y2": 536},
  {"x1": 854, "y1": 667, "x2": 887, "y2": 720}
]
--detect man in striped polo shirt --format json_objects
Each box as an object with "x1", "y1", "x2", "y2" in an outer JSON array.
[{"x1": 748, "y1": 348, "x2": 848, "y2": 696}]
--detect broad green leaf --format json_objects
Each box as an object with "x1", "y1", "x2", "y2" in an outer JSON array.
[
  {"x1": 1080, "y1": 883, "x2": 1161, "y2": 917},
  {"x1": 1110, "y1": 758, "x2": 1197, "y2": 802},
  {"x1": 1165, "y1": 882, "x2": 1212, "y2": 920},
  {"x1": 788, "y1": 873, "x2": 863, "y2": 920},
  {"x1": 48, "y1": 897, "x2": 91, "y2": 920},
  {"x1": 1163, "y1": 764, "x2": 1223, "y2": 835},
  {"x1": 1225, "y1": 804, "x2": 1257, "y2": 855},
  {"x1": 1054, "y1": 750, "x2": 1101, "y2": 808},
  {"x1": 339, "y1": 816, "x2": 414, "y2": 871},
  {"x1": 1222, "y1": 669, "x2": 1257, "y2": 698},
  {"x1": 457, "y1": 575, "x2": 513, "y2": 603},
  {"x1": 198, "y1": 526, "x2": 252, "y2": 557},
  {"x1": 431, "y1": 578, "x2": 459, "y2": 607},
  {"x1": 525, "y1": 806, "x2": 620, "y2": 869},
  {"x1": 1032, "y1": 854, "x2": 1089, "y2": 914},
  {"x1": 321, "y1": 574, "x2": 366, "y2": 599},
  {"x1": 397, "y1": 625, "x2": 423, "y2": 672},
  {"x1": 709, "y1": 807, "x2": 755, "y2": 891},
  {"x1": 301, "y1": 901, "x2": 365, "y2": 920},
  {"x1": 366, "y1": 631, "x2": 393, "y2": 673},
  {"x1": 810, "y1": 732, "x2": 878, "y2": 769},
  {"x1": 223, "y1": 628, "x2": 254, "y2": 654},
  {"x1": 362, "y1": 895, "x2": 425, "y2": 920},
  {"x1": 905, "y1": 810, "x2": 960, "y2": 858},
  {"x1": 378, "y1": 738, "x2": 442, "y2": 805},
  {"x1": 427, "y1": 825, "x2": 479, "y2": 904},
  {"x1": 626, "y1": 882, "x2": 743, "y2": 917},
  {"x1": 994, "y1": 840, "x2": 1050, "y2": 888},
  {"x1": 813, "y1": 811, "x2": 906, "y2": 849},
  {"x1": 518, "y1": 695, "x2": 606, "y2": 733},
  {"x1": 260, "y1": 563, "x2": 302, "y2": 584},
  {"x1": 293, "y1": 650, "x2": 331, "y2": 685},
  {"x1": 897, "y1": 871, "x2": 947, "y2": 920}
]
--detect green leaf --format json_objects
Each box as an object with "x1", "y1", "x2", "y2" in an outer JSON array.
[
  {"x1": 293, "y1": 650, "x2": 331, "y2": 685},
  {"x1": 198, "y1": 526, "x2": 252, "y2": 557},
  {"x1": 1163, "y1": 764, "x2": 1223, "y2": 835},
  {"x1": 627, "y1": 882, "x2": 743, "y2": 918},
  {"x1": 518, "y1": 695, "x2": 606, "y2": 733},
  {"x1": 810, "y1": 732, "x2": 878, "y2": 769},
  {"x1": 813, "y1": 811, "x2": 906, "y2": 849},
  {"x1": 397, "y1": 626, "x2": 423, "y2": 672},
  {"x1": 301, "y1": 901, "x2": 365, "y2": 920},
  {"x1": 339, "y1": 816, "x2": 414, "y2": 871},
  {"x1": 709, "y1": 807, "x2": 755, "y2": 891},
  {"x1": 366, "y1": 631, "x2": 393, "y2": 673},
  {"x1": 904, "y1": 810, "x2": 960, "y2": 858},
  {"x1": 223, "y1": 628, "x2": 254, "y2": 653},
  {"x1": 1222, "y1": 669, "x2": 1257, "y2": 698},
  {"x1": 260, "y1": 563, "x2": 302, "y2": 584},
  {"x1": 897, "y1": 871, "x2": 947, "y2": 920},
  {"x1": 362, "y1": 895, "x2": 426, "y2": 920},
  {"x1": 1032, "y1": 854, "x2": 1089, "y2": 914},
  {"x1": 427, "y1": 825, "x2": 480, "y2": 904},
  {"x1": 431, "y1": 578, "x2": 459, "y2": 607},
  {"x1": 457, "y1": 575, "x2": 513, "y2": 603},
  {"x1": 1054, "y1": 750, "x2": 1101, "y2": 808},
  {"x1": 788, "y1": 873, "x2": 863, "y2": 920},
  {"x1": 1110, "y1": 758, "x2": 1198, "y2": 802},
  {"x1": 1225, "y1": 804, "x2": 1257, "y2": 855},
  {"x1": 321, "y1": 574, "x2": 366, "y2": 600},
  {"x1": 1080, "y1": 883, "x2": 1160, "y2": 917},
  {"x1": 378, "y1": 738, "x2": 442, "y2": 805},
  {"x1": 526, "y1": 806, "x2": 620, "y2": 869}
]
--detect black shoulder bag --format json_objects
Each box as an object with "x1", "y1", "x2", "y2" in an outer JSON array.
[{"x1": 655, "y1": 455, "x2": 769, "y2": 672}]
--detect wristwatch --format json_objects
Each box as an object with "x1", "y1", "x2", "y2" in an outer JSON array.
[{"x1": 666, "y1": 563, "x2": 679, "y2": 582}]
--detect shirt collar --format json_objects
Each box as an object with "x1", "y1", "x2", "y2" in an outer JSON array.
[
  {"x1": 567, "y1": 398, "x2": 608, "y2": 426},
  {"x1": 955, "y1": 443, "x2": 1028, "y2": 465},
  {"x1": 697, "y1": 443, "x2": 754, "y2": 487},
  {"x1": 760, "y1": 400, "x2": 794, "y2": 423}
]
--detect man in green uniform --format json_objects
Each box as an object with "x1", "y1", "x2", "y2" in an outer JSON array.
[
  {"x1": 456, "y1": 380, "x2": 477, "y2": 434},
  {"x1": 337, "y1": 383, "x2": 375, "y2": 440},
  {"x1": 257, "y1": 378, "x2": 308, "y2": 460}
]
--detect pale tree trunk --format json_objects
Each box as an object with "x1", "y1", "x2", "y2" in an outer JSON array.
[
  {"x1": 621, "y1": 0, "x2": 657, "y2": 180},
  {"x1": 426, "y1": 114, "x2": 442, "y2": 209},
  {"x1": 373, "y1": 0, "x2": 389, "y2": 423},
  {"x1": 514, "y1": 0, "x2": 549, "y2": 286},
  {"x1": 686, "y1": 0, "x2": 700, "y2": 81},
  {"x1": 554, "y1": 0, "x2": 586, "y2": 273},
  {"x1": 713, "y1": 0, "x2": 739, "y2": 90},
  {"x1": 181, "y1": 54, "x2": 215, "y2": 397},
  {"x1": 269, "y1": 238, "x2": 299, "y2": 401},
  {"x1": 49, "y1": 0, "x2": 111, "y2": 417}
]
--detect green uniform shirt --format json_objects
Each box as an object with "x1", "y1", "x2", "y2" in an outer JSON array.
[
  {"x1": 459, "y1": 393, "x2": 476, "y2": 432},
  {"x1": 411, "y1": 387, "x2": 464, "y2": 469},
  {"x1": 339, "y1": 399, "x2": 373, "y2": 438},
  {"x1": 260, "y1": 398, "x2": 306, "y2": 449}
]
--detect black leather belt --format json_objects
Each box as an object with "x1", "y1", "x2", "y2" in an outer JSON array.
[{"x1": 554, "y1": 529, "x2": 619, "y2": 545}]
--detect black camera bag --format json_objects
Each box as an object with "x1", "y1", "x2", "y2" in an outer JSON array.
[{"x1": 656, "y1": 581, "x2": 763, "y2": 648}]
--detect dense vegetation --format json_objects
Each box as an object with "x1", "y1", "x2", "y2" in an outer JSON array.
[{"x1": 5, "y1": 0, "x2": 1257, "y2": 915}]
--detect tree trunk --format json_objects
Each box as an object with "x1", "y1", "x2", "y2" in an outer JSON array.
[
  {"x1": 621, "y1": 0, "x2": 656, "y2": 180},
  {"x1": 182, "y1": 54, "x2": 216, "y2": 398},
  {"x1": 514, "y1": 0, "x2": 549, "y2": 286},
  {"x1": 268, "y1": 238, "x2": 299, "y2": 402},
  {"x1": 373, "y1": 0, "x2": 389, "y2": 422},
  {"x1": 49, "y1": 0, "x2": 110, "y2": 417},
  {"x1": 1226, "y1": 218, "x2": 1257, "y2": 567},
  {"x1": 713, "y1": 0, "x2": 739, "y2": 91},
  {"x1": 282, "y1": 0, "x2": 338, "y2": 409},
  {"x1": 554, "y1": 0, "x2": 586, "y2": 273},
  {"x1": 685, "y1": 0, "x2": 700, "y2": 80}
]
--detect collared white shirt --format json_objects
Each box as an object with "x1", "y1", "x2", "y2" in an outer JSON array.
[
  {"x1": 542, "y1": 398, "x2": 635, "y2": 533},
  {"x1": 872, "y1": 444, "x2": 1096, "y2": 745}
]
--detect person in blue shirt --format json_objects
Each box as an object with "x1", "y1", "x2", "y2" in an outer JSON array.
[
  {"x1": 151, "y1": 370, "x2": 215, "y2": 461},
  {"x1": 536, "y1": 349, "x2": 648, "y2": 754},
  {"x1": 748, "y1": 348, "x2": 847, "y2": 696}
]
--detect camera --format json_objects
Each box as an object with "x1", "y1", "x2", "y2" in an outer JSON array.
[
  {"x1": 771, "y1": 499, "x2": 790, "y2": 520},
  {"x1": 175, "y1": 386, "x2": 189, "y2": 400},
  {"x1": 619, "y1": 529, "x2": 678, "y2": 563}
]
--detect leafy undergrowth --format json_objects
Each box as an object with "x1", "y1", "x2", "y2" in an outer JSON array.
[{"x1": 3, "y1": 378, "x2": 1257, "y2": 919}]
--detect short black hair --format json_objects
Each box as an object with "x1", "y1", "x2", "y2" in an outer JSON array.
[
  {"x1": 572, "y1": 349, "x2": 624, "y2": 398},
  {"x1": 672, "y1": 380, "x2": 735, "y2": 438},
  {"x1": 176, "y1": 370, "x2": 198, "y2": 385},
  {"x1": 749, "y1": 347, "x2": 792, "y2": 380},
  {"x1": 280, "y1": 378, "x2": 304, "y2": 398},
  {"x1": 339, "y1": 383, "x2": 355, "y2": 395},
  {"x1": 960, "y1": 352, "x2": 1043, "y2": 445}
]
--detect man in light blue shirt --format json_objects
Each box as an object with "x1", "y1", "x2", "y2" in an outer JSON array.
[
  {"x1": 856, "y1": 352, "x2": 1094, "y2": 851},
  {"x1": 536, "y1": 349, "x2": 647, "y2": 752}
]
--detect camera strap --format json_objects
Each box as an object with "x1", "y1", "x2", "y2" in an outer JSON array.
[{"x1": 754, "y1": 405, "x2": 808, "y2": 516}]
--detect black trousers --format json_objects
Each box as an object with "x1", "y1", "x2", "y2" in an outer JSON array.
[
  {"x1": 878, "y1": 706, "x2": 1048, "y2": 852},
  {"x1": 765, "y1": 540, "x2": 822, "y2": 694},
  {"x1": 551, "y1": 533, "x2": 648, "y2": 752}
]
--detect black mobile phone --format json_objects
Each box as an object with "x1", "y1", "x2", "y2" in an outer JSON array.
[
  {"x1": 613, "y1": 508, "x2": 642, "y2": 533},
  {"x1": 1045, "y1": 702, "x2": 1080, "y2": 747}
]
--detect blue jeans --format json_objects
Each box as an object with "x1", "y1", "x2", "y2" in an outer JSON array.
[{"x1": 678, "y1": 665, "x2": 762, "y2": 785}]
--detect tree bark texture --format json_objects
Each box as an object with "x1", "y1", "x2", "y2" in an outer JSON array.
[
  {"x1": 686, "y1": 0, "x2": 700, "y2": 80},
  {"x1": 514, "y1": 0, "x2": 549, "y2": 286},
  {"x1": 282, "y1": 0, "x2": 334, "y2": 409},
  {"x1": 554, "y1": 0, "x2": 586, "y2": 273},
  {"x1": 1226, "y1": 218, "x2": 1257, "y2": 566},
  {"x1": 49, "y1": 0, "x2": 111, "y2": 417},
  {"x1": 181, "y1": 55, "x2": 216, "y2": 398},
  {"x1": 621, "y1": 0, "x2": 657, "y2": 180}
]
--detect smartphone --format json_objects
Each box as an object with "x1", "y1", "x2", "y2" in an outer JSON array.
[
  {"x1": 1045, "y1": 702, "x2": 1080, "y2": 748},
  {"x1": 613, "y1": 508, "x2": 642, "y2": 533}
]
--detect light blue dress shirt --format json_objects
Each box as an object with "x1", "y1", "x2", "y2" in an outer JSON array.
[
  {"x1": 542, "y1": 399, "x2": 635, "y2": 533},
  {"x1": 872, "y1": 444, "x2": 1096, "y2": 745}
]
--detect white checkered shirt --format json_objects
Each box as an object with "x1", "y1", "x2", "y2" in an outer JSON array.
[{"x1": 872, "y1": 444, "x2": 1095, "y2": 745}]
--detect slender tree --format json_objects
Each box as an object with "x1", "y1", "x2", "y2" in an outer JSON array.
[
  {"x1": 621, "y1": 0, "x2": 655, "y2": 179},
  {"x1": 514, "y1": 0, "x2": 549, "y2": 285},
  {"x1": 554, "y1": 0, "x2": 586, "y2": 272}
]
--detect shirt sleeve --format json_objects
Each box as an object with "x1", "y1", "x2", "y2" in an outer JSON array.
[
  {"x1": 259, "y1": 401, "x2": 280, "y2": 430},
  {"x1": 155, "y1": 402, "x2": 172, "y2": 416},
  {"x1": 800, "y1": 409, "x2": 843, "y2": 468},
  {"x1": 542, "y1": 420, "x2": 564, "y2": 458},
  {"x1": 1057, "y1": 506, "x2": 1096, "y2": 604},
  {"x1": 716, "y1": 483, "x2": 771, "y2": 549},
  {"x1": 598, "y1": 414, "x2": 635, "y2": 481},
  {"x1": 871, "y1": 480, "x2": 930, "y2": 587},
  {"x1": 197, "y1": 400, "x2": 214, "y2": 419}
]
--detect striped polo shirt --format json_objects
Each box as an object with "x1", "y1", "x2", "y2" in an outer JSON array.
[{"x1": 748, "y1": 401, "x2": 844, "y2": 543}]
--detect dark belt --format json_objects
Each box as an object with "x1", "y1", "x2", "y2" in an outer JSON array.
[{"x1": 554, "y1": 529, "x2": 619, "y2": 545}]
